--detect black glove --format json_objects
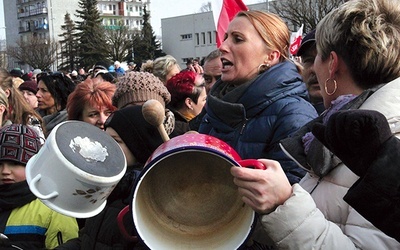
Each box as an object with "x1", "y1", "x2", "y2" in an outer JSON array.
[{"x1": 312, "y1": 109, "x2": 392, "y2": 176}]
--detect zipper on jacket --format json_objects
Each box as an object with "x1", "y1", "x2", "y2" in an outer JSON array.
[
  {"x1": 309, "y1": 176, "x2": 323, "y2": 194},
  {"x1": 240, "y1": 119, "x2": 248, "y2": 134},
  {"x1": 57, "y1": 231, "x2": 63, "y2": 245}
]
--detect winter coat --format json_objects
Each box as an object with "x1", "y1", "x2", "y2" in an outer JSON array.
[
  {"x1": 169, "y1": 108, "x2": 191, "y2": 136},
  {"x1": 199, "y1": 60, "x2": 318, "y2": 184},
  {"x1": 263, "y1": 77, "x2": 400, "y2": 249},
  {"x1": 0, "y1": 181, "x2": 79, "y2": 249}
]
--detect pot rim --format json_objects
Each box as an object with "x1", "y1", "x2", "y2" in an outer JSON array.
[{"x1": 131, "y1": 147, "x2": 256, "y2": 249}]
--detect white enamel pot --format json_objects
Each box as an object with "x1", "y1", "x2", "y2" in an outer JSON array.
[{"x1": 26, "y1": 121, "x2": 126, "y2": 218}]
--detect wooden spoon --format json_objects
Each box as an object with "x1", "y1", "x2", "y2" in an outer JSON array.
[{"x1": 142, "y1": 99, "x2": 170, "y2": 142}]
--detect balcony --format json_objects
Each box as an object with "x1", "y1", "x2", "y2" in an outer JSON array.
[
  {"x1": 104, "y1": 25, "x2": 122, "y2": 30},
  {"x1": 18, "y1": 7, "x2": 48, "y2": 19},
  {"x1": 18, "y1": 26, "x2": 31, "y2": 33},
  {"x1": 100, "y1": 9, "x2": 120, "y2": 16}
]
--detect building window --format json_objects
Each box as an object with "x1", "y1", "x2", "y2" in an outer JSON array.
[
  {"x1": 201, "y1": 32, "x2": 205, "y2": 45},
  {"x1": 195, "y1": 33, "x2": 199, "y2": 46},
  {"x1": 208, "y1": 31, "x2": 212, "y2": 44},
  {"x1": 180, "y1": 34, "x2": 192, "y2": 40}
]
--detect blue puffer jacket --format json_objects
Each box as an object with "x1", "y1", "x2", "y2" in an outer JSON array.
[{"x1": 199, "y1": 61, "x2": 318, "y2": 184}]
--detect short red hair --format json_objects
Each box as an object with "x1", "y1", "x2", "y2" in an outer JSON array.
[
  {"x1": 166, "y1": 70, "x2": 204, "y2": 110},
  {"x1": 67, "y1": 78, "x2": 117, "y2": 120}
]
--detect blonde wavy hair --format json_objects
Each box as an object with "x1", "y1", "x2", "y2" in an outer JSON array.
[
  {"x1": 152, "y1": 55, "x2": 181, "y2": 83},
  {"x1": 316, "y1": 0, "x2": 400, "y2": 89}
]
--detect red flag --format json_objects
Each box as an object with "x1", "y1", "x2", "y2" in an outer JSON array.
[
  {"x1": 289, "y1": 24, "x2": 304, "y2": 56},
  {"x1": 212, "y1": 0, "x2": 248, "y2": 47}
]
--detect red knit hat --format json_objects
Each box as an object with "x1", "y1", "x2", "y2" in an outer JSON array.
[
  {"x1": 0, "y1": 124, "x2": 41, "y2": 165},
  {"x1": 19, "y1": 80, "x2": 38, "y2": 94}
]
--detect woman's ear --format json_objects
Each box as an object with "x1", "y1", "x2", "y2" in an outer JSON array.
[
  {"x1": 0, "y1": 104, "x2": 6, "y2": 116},
  {"x1": 4, "y1": 89, "x2": 10, "y2": 98},
  {"x1": 265, "y1": 50, "x2": 281, "y2": 66},
  {"x1": 185, "y1": 98, "x2": 194, "y2": 110},
  {"x1": 328, "y1": 51, "x2": 339, "y2": 78}
]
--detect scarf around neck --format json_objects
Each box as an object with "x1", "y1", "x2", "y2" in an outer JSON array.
[{"x1": 0, "y1": 181, "x2": 36, "y2": 212}]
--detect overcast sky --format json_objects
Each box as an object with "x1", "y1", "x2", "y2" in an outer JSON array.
[
  {"x1": 0, "y1": 0, "x2": 263, "y2": 39},
  {"x1": 150, "y1": 0, "x2": 262, "y2": 36}
]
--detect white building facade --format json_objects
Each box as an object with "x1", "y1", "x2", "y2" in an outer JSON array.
[
  {"x1": 160, "y1": 2, "x2": 295, "y2": 69},
  {"x1": 98, "y1": 0, "x2": 149, "y2": 32}
]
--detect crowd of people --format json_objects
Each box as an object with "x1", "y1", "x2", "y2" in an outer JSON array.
[{"x1": 1, "y1": 0, "x2": 399, "y2": 248}]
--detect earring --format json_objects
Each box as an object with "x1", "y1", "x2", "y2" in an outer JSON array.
[
  {"x1": 324, "y1": 78, "x2": 337, "y2": 96},
  {"x1": 258, "y1": 63, "x2": 271, "y2": 74}
]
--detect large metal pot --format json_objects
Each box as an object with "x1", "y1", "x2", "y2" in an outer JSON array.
[{"x1": 119, "y1": 133, "x2": 264, "y2": 249}]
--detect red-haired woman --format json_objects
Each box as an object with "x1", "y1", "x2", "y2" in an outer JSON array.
[
  {"x1": 166, "y1": 70, "x2": 206, "y2": 135},
  {"x1": 67, "y1": 78, "x2": 117, "y2": 130}
]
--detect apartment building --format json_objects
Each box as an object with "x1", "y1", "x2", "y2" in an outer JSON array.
[
  {"x1": 98, "y1": 0, "x2": 149, "y2": 32},
  {"x1": 3, "y1": 0, "x2": 149, "y2": 71}
]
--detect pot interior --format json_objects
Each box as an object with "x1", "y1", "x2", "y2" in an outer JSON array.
[{"x1": 133, "y1": 149, "x2": 254, "y2": 249}]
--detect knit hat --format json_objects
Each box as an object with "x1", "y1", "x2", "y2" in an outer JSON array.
[
  {"x1": 113, "y1": 71, "x2": 171, "y2": 109},
  {"x1": 32, "y1": 69, "x2": 42, "y2": 75},
  {"x1": 10, "y1": 68, "x2": 23, "y2": 78},
  {"x1": 0, "y1": 124, "x2": 41, "y2": 165},
  {"x1": 104, "y1": 105, "x2": 164, "y2": 164},
  {"x1": 19, "y1": 80, "x2": 38, "y2": 94},
  {"x1": 93, "y1": 62, "x2": 109, "y2": 71}
]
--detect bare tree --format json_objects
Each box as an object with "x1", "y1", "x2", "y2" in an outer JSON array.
[
  {"x1": 105, "y1": 22, "x2": 134, "y2": 62},
  {"x1": 0, "y1": 39, "x2": 6, "y2": 68},
  {"x1": 272, "y1": 0, "x2": 346, "y2": 33},
  {"x1": 7, "y1": 35, "x2": 59, "y2": 70},
  {"x1": 200, "y1": 2, "x2": 212, "y2": 12}
]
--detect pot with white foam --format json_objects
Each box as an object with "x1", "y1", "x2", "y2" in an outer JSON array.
[{"x1": 26, "y1": 121, "x2": 126, "y2": 218}]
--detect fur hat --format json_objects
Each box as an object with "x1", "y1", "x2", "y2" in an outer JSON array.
[
  {"x1": 19, "y1": 80, "x2": 38, "y2": 94},
  {"x1": 113, "y1": 71, "x2": 171, "y2": 109},
  {"x1": 0, "y1": 124, "x2": 41, "y2": 165},
  {"x1": 104, "y1": 105, "x2": 164, "y2": 164}
]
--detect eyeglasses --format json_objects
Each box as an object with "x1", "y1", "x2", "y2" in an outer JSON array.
[{"x1": 36, "y1": 71, "x2": 65, "y2": 83}]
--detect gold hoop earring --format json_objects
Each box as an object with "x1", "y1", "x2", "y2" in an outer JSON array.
[
  {"x1": 258, "y1": 63, "x2": 270, "y2": 74},
  {"x1": 324, "y1": 78, "x2": 337, "y2": 96}
]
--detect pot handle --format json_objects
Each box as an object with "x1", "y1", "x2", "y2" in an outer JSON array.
[
  {"x1": 117, "y1": 206, "x2": 139, "y2": 243},
  {"x1": 29, "y1": 174, "x2": 59, "y2": 199},
  {"x1": 237, "y1": 159, "x2": 266, "y2": 170}
]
